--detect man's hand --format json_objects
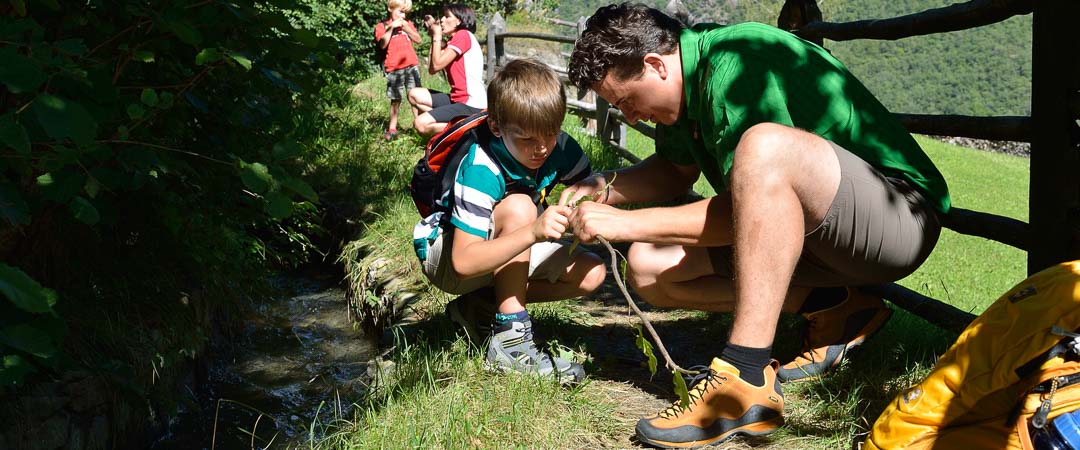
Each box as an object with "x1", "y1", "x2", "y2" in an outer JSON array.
[
  {"x1": 569, "y1": 201, "x2": 629, "y2": 243},
  {"x1": 533, "y1": 205, "x2": 572, "y2": 242},
  {"x1": 558, "y1": 172, "x2": 608, "y2": 207}
]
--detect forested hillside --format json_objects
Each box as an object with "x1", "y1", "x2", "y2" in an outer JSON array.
[{"x1": 556, "y1": 0, "x2": 1032, "y2": 116}]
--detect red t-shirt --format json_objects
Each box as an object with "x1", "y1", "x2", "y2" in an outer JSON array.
[
  {"x1": 444, "y1": 29, "x2": 486, "y2": 108},
  {"x1": 374, "y1": 20, "x2": 419, "y2": 72}
]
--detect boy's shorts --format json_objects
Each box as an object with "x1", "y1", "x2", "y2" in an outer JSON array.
[
  {"x1": 427, "y1": 91, "x2": 483, "y2": 123},
  {"x1": 707, "y1": 140, "x2": 942, "y2": 287},
  {"x1": 385, "y1": 66, "x2": 421, "y2": 101},
  {"x1": 421, "y1": 226, "x2": 581, "y2": 295}
]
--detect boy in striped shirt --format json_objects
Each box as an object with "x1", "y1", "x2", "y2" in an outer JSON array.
[{"x1": 412, "y1": 59, "x2": 606, "y2": 383}]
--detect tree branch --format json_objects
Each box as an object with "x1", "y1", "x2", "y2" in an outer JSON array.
[{"x1": 598, "y1": 236, "x2": 698, "y2": 376}]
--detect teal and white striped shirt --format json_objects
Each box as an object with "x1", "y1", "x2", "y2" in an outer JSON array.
[{"x1": 413, "y1": 132, "x2": 591, "y2": 260}]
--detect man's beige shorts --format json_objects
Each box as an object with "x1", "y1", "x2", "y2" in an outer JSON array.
[
  {"x1": 421, "y1": 227, "x2": 580, "y2": 295},
  {"x1": 708, "y1": 141, "x2": 942, "y2": 287}
]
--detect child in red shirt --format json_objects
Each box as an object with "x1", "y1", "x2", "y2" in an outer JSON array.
[{"x1": 374, "y1": 0, "x2": 422, "y2": 141}]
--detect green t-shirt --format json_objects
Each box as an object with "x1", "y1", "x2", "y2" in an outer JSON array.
[{"x1": 656, "y1": 22, "x2": 951, "y2": 213}]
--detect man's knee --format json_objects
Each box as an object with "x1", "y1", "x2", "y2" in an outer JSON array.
[
  {"x1": 626, "y1": 243, "x2": 669, "y2": 304},
  {"x1": 732, "y1": 123, "x2": 797, "y2": 171}
]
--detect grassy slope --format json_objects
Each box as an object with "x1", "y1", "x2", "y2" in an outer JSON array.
[{"x1": 316, "y1": 70, "x2": 1030, "y2": 448}]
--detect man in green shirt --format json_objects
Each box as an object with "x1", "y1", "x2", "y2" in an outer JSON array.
[{"x1": 562, "y1": 3, "x2": 949, "y2": 447}]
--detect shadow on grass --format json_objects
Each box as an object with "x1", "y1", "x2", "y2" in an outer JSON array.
[{"x1": 525, "y1": 260, "x2": 957, "y2": 440}]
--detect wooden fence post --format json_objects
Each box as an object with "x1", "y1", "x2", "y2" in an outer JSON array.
[
  {"x1": 1028, "y1": 0, "x2": 1080, "y2": 273},
  {"x1": 486, "y1": 12, "x2": 505, "y2": 80}
]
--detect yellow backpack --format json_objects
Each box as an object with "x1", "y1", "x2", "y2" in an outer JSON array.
[{"x1": 865, "y1": 260, "x2": 1080, "y2": 450}]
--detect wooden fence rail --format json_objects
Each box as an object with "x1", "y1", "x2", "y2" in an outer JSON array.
[{"x1": 482, "y1": 0, "x2": 1079, "y2": 332}]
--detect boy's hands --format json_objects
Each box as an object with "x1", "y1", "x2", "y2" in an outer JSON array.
[
  {"x1": 558, "y1": 172, "x2": 608, "y2": 207},
  {"x1": 532, "y1": 205, "x2": 572, "y2": 243}
]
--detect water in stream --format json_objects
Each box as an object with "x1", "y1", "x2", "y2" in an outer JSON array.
[{"x1": 155, "y1": 274, "x2": 377, "y2": 449}]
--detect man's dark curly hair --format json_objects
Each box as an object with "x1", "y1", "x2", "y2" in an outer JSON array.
[{"x1": 567, "y1": 3, "x2": 685, "y2": 90}]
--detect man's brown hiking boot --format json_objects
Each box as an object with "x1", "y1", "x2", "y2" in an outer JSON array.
[
  {"x1": 778, "y1": 287, "x2": 892, "y2": 382},
  {"x1": 635, "y1": 358, "x2": 784, "y2": 448}
]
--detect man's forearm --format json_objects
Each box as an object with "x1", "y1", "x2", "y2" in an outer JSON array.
[
  {"x1": 621, "y1": 196, "x2": 734, "y2": 246},
  {"x1": 603, "y1": 154, "x2": 698, "y2": 205}
]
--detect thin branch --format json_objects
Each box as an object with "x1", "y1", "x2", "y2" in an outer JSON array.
[
  {"x1": 598, "y1": 236, "x2": 698, "y2": 376},
  {"x1": 98, "y1": 139, "x2": 232, "y2": 165}
]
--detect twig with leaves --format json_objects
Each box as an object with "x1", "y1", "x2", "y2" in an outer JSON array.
[{"x1": 567, "y1": 173, "x2": 700, "y2": 406}]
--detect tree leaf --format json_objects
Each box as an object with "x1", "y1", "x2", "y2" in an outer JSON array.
[
  {"x1": 54, "y1": 39, "x2": 87, "y2": 55},
  {"x1": 0, "y1": 114, "x2": 30, "y2": 155},
  {"x1": 265, "y1": 190, "x2": 293, "y2": 219},
  {"x1": 238, "y1": 161, "x2": 272, "y2": 193},
  {"x1": 228, "y1": 51, "x2": 252, "y2": 70},
  {"x1": 634, "y1": 324, "x2": 658, "y2": 377},
  {"x1": 271, "y1": 140, "x2": 301, "y2": 161},
  {"x1": 36, "y1": 170, "x2": 85, "y2": 203},
  {"x1": 281, "y1": 176, "x2": 317, "y2": 202},
  {"x1": 31, "y1": 94, "x2": 98, "y2": 145},
  {"x1": 290, "y1": 28, "x2": 319, "y2": 47},
  {"x1": 140, "y1": 88, "x2": 159, "y2": 107},
  {"x1": 1, "y1": 354, "x2": 35, "y2": 386},
  {"x1": 69, "y1": 196, "x2": 100, "y2": 225},
  {"x1": 0, "y1": 48, "x2": 46, "y2": 94},
  {"x1": 126, "y1": 103, "x2": 145, "y2": 120},
  {"x1": 158, "y1": 92, "x2": 174, "y2": 109},
  {"x1": 672, "y1": 372, "x2": 691, "y2": 410},
  {"x1": 195, "y1": 48, "x2": 221, "y2": 65},
  {"x1": 0, "y1": 324, "x2": 58, "y2": 359},
  {"x1": 165, "y1": 20, "x2": 202, "y2": 45},
  {"x1": 11, "y1": 0, "x2": 26, "y2": 16},
  {"x1": 0, "y1": 183, "x2": 30, "y2": 226},
  {"x1": 0, "y1": 264, "x2": 56, "y2": 314},
  {"x1": 132, "y1": 50, "x2": 155, "y2": 62}
]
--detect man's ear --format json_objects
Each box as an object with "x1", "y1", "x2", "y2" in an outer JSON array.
[{"x1": 643, "y1": 53, "x2": 668, "y2": 78}]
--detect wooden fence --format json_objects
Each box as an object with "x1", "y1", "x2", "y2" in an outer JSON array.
[{"x1": 481, "y1": 0, "x2": 1080, "y2": 332}]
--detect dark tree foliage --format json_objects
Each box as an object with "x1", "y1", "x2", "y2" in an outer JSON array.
[{"x1": 0, "y1": 0, "x2": 337, "y2": 388}]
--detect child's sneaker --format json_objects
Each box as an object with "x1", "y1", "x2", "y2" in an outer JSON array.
[
  {"x1": 485, "y1": 317, "x2": 584, "y2": 384},
  {"x1": 383, "y1": 129, "x2": 398, "y2": 141},
  {"x1": 444, "y1": 287, "x2": 497, "y2": 347}
]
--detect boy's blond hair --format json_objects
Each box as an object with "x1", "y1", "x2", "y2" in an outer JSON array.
[
  {"x1": 387, "y1": 0, "x2": 411, "y2": 12},
  {"x1": 487, "y1": 58, "x2": 566, "y2": 136}
]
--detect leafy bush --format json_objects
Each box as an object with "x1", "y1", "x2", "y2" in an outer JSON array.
[{"x1": 0, "y1": 0, "x2": 337, "y2": 386}]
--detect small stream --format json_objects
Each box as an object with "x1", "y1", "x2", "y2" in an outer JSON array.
[{"x1": 155, "y1": 274, "x2": 377, "y2": 449}]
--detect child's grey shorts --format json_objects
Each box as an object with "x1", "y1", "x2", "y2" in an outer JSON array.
[
  {"x1": 385, "y1": 66, "x2": 421, "y2": 101},
  {"x1": 421, "y1": 227, "x2": 581, "y2": 295}
]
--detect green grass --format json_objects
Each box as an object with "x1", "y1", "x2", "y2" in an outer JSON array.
[{"x1": 316, "y1": 70, "x2": 1031, "y2": 448}]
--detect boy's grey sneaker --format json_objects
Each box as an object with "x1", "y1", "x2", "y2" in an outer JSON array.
[
  {"x1": 444, "y1": 288, "x2": 497, "y2": 347},
  {"x1": 485, "y1": 318, "x2": 585, "y2": 384}
]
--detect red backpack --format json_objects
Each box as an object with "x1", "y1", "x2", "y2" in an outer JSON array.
[{"x1": 409, "y1": 112, "x2": 493, "y2": 217}]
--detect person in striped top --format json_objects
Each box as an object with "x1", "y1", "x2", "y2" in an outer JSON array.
[{"x1": 412, "y1": 59, "x2": 605, "y2": 383}]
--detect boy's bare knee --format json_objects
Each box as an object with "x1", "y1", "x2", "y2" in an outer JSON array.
[
  {"x1": 492, "y1": 194, "x2": 537, "y2": 232},
  {"x1": 578, "y1": 253, "x2": 606, "y2": 292}
]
